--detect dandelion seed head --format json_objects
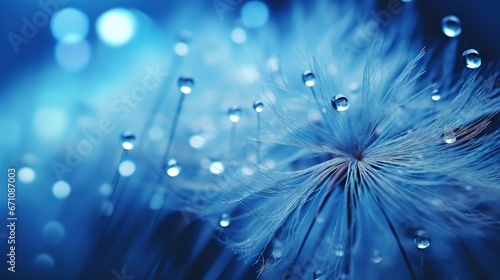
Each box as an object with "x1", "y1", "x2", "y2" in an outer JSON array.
[{"x1": 175, "y1": 1, "x2": 500, "y2": 279}]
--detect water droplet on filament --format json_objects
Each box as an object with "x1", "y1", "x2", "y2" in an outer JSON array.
[
  {"x1": 121, "y1": 131, "x2": 136, "y2": 150},
  {"x1": 166, "y1": 159, "x2": 181, "y2": 177},
  {"x1": 178, "y1": 77, "x2": 194, "y2": 94},
  {"x1": 462, "y1": 49, "x2": 481, "y2": 69},
  {"x1": 442, "y1": 130, "x2": 456, "y2": 144},
  {"x1": 441, "y1": 15, "x2": 462, "y2": 37},
  {"x1": 228, "y1": 106, "x2": 242, "y2": 123},
  {"x1": 302, "y1": 70, "x2": 316, "y2": 87},
  {"x1": 253, "y1": 100, "x2": 264, "y2": 113},
  {"x1": 414, "y1": 230, "x2": 431, "y2": 249},
  {"x1": 331, "y1": 94, "x2": 349, "y2": 112},
  {"x1": 219, "y1": 214, "x2": 230, "y2": 227}
]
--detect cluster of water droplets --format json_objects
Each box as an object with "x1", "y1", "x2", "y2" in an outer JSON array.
[
  {"x1": 301, "y1": 70, "x2": 350, "y2": 114},
  {"x1": 440, "y1": 15, "x2": 482, "y2": 70}
]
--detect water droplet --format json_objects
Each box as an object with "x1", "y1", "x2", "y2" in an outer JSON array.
[
  {"x1": 178, "y1": 77, "x2": 194, "y2": 94},
  {"x1": 166, "y1": 159, "x2": 181, "y2": 177},
  {"x1": 209, "y1": 161, "x2": 225, "y2": 175},
  {"x1": 302, "y1": 70, "x2": 316, "y2": 87},
  {"x1": 431, "y1": 89, "x2": 441, "y2": 101},
  {"x1": 331, "y1": 94, "x2": 349, "y2": 112},
  {"x1": 253, "y1": 100, "x2": 264, "y2": 113},
  {"x1": 219, "y1": 213, "x2": 230, "y2": 227},
  {"x1": 228, "y1": 106, "x2": 242, "y2": 123},
  {"x1": 414, "y1": 230, "x2": 431, "y2": 249},
  {"x1": 462, "y1": 49, "x2": 481, "y2": 69},
  {"x1": 370, "y1": 250, "x2": 382, "y2": 263},
  {"x1": 441, "y1": 15, "x2": 462, "y2": 37},
  {"x1": 335, "y1": 244, "x2": 344, "y2": 257},
  {"x1": 313, "y1": 270, "x2": 325, "y2": 280},
  {"x1": 442, "y1": 130, "x2": 456, "y2": 144},
  {"x1": 121, "y1": 131, "x2": 136, "y2": 150}
]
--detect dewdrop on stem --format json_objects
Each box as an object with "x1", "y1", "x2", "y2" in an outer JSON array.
[
  {"x1": 442, "y1": 130, "x2": 456, "y2": 144},
  {"x1": 228, "y1": 106, "x2": 242, "y2": 153},
  {"x1": 302, "y1": 70, "x2": 316, "y2": 87},
  {"x1": 219, "y1": 213, "x2": 230, "y2": 227},
  {"x1": 120, "y1": 131, "x2": 136, "y2": 150},
  {"x1": 462, "y1": 49, "x2": 481, "y2": 69},
  {"x1": 178, "y1": 77, "x2": 194, "y2": 94},
  {"x1": 253, "y1": 100, "x2": 264, "y2": 113},
  {"x1": 228, "y1": 106, "x2": 242, "y2": 123},
  {"x1": 165, "y1": 159, "x2": 181, "y2": 177},
  {"x1": 162, "y1": 77, "x2": 194, "y2": 164},
  {"x1": 414, "y1": 230, "x2": 431, "y2": 249},
  {"x1": 431, "y1": 89, "x2": 441, "y2": 101},
  {"x1": 441, "y1": 15, "x2": 462, "y2": 37},
  {"x1": 331, "y1": 94, "x2": 349, "y2": 112}
]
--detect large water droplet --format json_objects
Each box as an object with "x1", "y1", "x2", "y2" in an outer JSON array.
[
  {"x1": 370, "y1": 250, "x2": 382, "y2": 263},
  {"x1": 441, "y1": 15, "x2": 462, "y2": 37},
  {"x1": 462, "y1": 49, "x2": 481, "y2": 69},
  {"x1": 414, "y1": 230, "x2": 431, "y2": 249},
  {"x1": 302, "y1": 70, "x2": 316, "y2": 87},
  {"x1": 442, "y1": 130, "x2": 456, "y2": 144},
  {"x1": 228, "y1": 106, "x2": 242, "y2": 123},
  {"x1": 120, "y1": 131, "x2": 136, "y2": 150},
  {"x1": 313, "y1": 270, "x2": 325, "y2": 280},
  {"x1": 178, "y1": 77, "x2": 194, "y2": 94},
  {"x1": 253, "y1": 100, "x2": 264, "y2": 113},
  {"x1": 166, "y1": 159, "x2": 181, "y2": 177},
  {"x1": 331, "y1": 94, "x2": 349, "y2": 112},
  {"x1": 219, "y1": 213, "x2": 230, "y2": 227},
  {"x1": 431, "y1": 89, "x2": 441, "y2": 101}
]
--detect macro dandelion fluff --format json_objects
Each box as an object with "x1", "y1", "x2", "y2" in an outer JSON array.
[
  {"x1": 2, "y1": 0, "x2": 500, "y2": 279},
  {"x1": 174, "y1": 1, "x2": 500, "y2": 279}
]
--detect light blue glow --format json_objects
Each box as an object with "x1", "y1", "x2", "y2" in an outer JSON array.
[
  {"x1": 55, "y1": 40, "x2": 91, "y2": 72},
  {"x1": 33, "y1": 254, "x2": 55, "y2": 269},
  {"x1": 42, "y1": 221, "x2": 66, "y2": 245},
  {"x1": 52, "y1": 180, "x2": 71, "y2": 199},
  {"x1": 96, "y1": 8, "x2": 137, "y2": 47},
  {"x1": 33, "y1": 107, "x2": 68, "y2": 139},
  {"x1": 241, "y1": 1, "x2": 269, "y2": 29},
  {"x1": 50, "y1": 8, "x2": 89, "y2": 43}
]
